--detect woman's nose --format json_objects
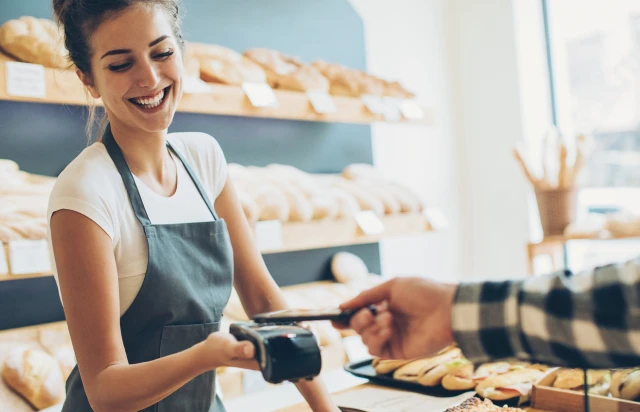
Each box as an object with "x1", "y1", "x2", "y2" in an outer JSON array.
[{"x1": 135, "y1": 61, "x2": 160, "y2": 89}]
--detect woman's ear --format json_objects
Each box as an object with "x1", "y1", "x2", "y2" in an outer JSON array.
[{"x1": 76, "y1": 69, "x2": 100, "y2": 99}]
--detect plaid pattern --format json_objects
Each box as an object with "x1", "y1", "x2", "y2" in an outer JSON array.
[{"x1": 451, "y1": 258, "x2": 640, "y2": 368}]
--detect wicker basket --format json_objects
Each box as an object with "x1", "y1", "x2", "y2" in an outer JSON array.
[{"x1": 535, "y1": 189, "x2": 577, "y2": 236}]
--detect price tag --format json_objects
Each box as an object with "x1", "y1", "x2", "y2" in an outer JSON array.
[
  {"x1": 182, "y1": 76, "x2": 214, "y2": 94},
  {"x1": 6, "y1": 61, "x2": 46, "y2": 98},
  {"x1": 342, "y1": 335, "x2": 372, "y2": 362},
  {"x1": 361, "y1": 94, "x2": 385, "y2": 115},
  {"x1": 0, "y1": 243, "x2": 8, "y2": 275},
  {"x1": 381, "y1": 97, "x2": 402, "y2": 121},
  {"x1": 307, "y1": 91, "x2": 337, "y2": 114},
  {"x1": 399, "y1": 99, "x2": 425, "y2": 120},
  {"x1": 355, "y1": 211, "x2": 385, "y2": 236},
  {"x1": 242, "y1": 82, "x2": 279, "y2": 108},
  {"x1": 255, "y1": 220, "x2": 283, "y2": 251},
  {"x1": 8, "y1": 239, "x2": 51, "y2": 275},
  {"x1": 423, "y1": 208, "x2": 449, "y2": 230}
]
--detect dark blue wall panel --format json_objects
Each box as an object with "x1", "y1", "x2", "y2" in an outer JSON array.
[{"x1": 0, "y1": 1, "x2": 379, "y2": 329}]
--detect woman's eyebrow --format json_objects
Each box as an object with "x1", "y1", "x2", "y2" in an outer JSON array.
[{"x1": 100, "y1": 35, "x2": 170, "y2": 59}]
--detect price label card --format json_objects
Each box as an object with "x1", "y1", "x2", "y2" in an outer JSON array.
[
  {"x1": 381, "y1": 97, "x2": 402, "y2": 121},
  {"x1": 342, "y1": 335, "x2": 372, "y2": 362},
  {"x1": 242, "y1": 82, "x2": 279, "y2": 108},
  {"x1": 9, "y1": 239, "x2": 51, "y2": 275},
  {"x1": 361, "y1": 94, "x2": 385, "y2": 115},
  {"x1": 0, "y1": 243, "x2": 8, "y2": 275},
  {"x1": 355, "y1": 211, "x2": 385, "y2": 236},
  {"x1": 399, "y1": 99, "x2": 425, "y2": 120},
  {"x1": 182, "y1": 76, "x2": 214, "y2": 94},
  {"x1": 255, "y1": 220, "x2": 283, "y2": 251},
  {"x1": 423, "y1": 208, "x2": 449, "y2": 230},
  {"x1": 6, "y1": 61, "x2": 46, "y2": 98},
  {"x1": 307, "y1": 91, "x2": 337, "y2": 114}
]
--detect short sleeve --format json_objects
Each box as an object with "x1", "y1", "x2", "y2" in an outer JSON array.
[{"x1": 47, "y1": 149, "x2": 121, "y2": 243}]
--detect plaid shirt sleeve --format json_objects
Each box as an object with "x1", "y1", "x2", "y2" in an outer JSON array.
[{"x1": 451, "y1": 258, "x2": 640, "y2": 369}]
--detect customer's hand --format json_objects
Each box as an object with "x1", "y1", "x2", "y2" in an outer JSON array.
[
  {"x1": 198, "y1": 332, "x2": 259, "y2": 371},
  {"x1": 338, "y1": 277, "x2": 457, "y2": 360}
]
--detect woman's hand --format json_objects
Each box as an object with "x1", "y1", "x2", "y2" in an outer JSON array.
[{"x1": 195, "y1": 332, "x2": 259, "y2": 371}]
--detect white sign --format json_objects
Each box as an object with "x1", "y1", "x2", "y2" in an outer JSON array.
[
  {"x1": 361, "y1": 94, "x2": 385, "y2": 115},
  {"x1": 355, "y1": 211, "x2": 385, "y2": 236},
  {"x1": 6, "y1": 61, "x2": 46, "y2": 98},
  {"x1": 8, "y1": 239, "x2": 51, "y2": 275},
  {"x1": 423, "y1": 208, "x2": 449, "y2": 230},
  {"x1": 0, "y1": 243, "x2": 8, "y2": 275},
  {"x1": 399, "y1": 99, "x2": 425, "y2": 120},
  {"x1": 307, "y1": 91, "x2": 337, "y2": 114},
  {"x1": 255, "y1": 220, "x2": 283, "y2": 251},
  {"x1": 182, "y1": 75, "x2": 214, "y2": 94},
  {"x1": 242, "y1": 82, "x2": 279, "y2": 108},
  {"x1": 381, "y1": 97, "x2": 402, "y2": 121}
]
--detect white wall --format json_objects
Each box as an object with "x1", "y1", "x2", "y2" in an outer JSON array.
[
  {"x1": 350, "y1": 0, "x2": 552, "y2": 281},
  {"x1": 349, "y1": 0, "x2": 462, "y2": 282}
]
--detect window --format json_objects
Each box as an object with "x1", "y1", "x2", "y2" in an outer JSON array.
[{"x1": 544, "y1": 0, "x2": 640, "y2": 271}]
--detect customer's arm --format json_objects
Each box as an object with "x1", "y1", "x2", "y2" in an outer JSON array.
[{"x1": 453, "y1": 259, "x2": 640, "y2": 368}]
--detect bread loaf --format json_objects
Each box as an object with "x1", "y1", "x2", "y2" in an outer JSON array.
[
  {"x1": 0, "y1": 17, "x2": 67, "y2": 68},
  {"x1": 331, "y1": 252, "x2": 369, "y2": 283},
  {"x1": 248, "y1": 185, "x2": 290, "y2": 221},
  {"x1": 236, "y1": 191, "x2": 259, "y2": 224},
  {"x1": 244, "y1": 48, "x2": 329, "y2": 92},
  {"x1": 2, "y1": 346, "x2": 66, "y2": 410},
  {"x1": 187, "y1": 43, "x2": 266, "y2": 85}
]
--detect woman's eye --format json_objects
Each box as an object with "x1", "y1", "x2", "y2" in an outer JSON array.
[
  {"x1": 108, "y1": 62, "x2": 132, "y2": 72},
  {"x1": 154, "y1": 50, "x2": 174, "y2": 60}
]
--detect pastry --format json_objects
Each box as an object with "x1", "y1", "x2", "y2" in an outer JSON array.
[
  {"x1": 384, "y1": 80, "x2": 415, "y2": 99},
  {"x1": 442, "y1": 360, "x2": 476, "y2": 391},
  {"x1": 445, "y1": 397, "x2": 525, "y2": 412}
]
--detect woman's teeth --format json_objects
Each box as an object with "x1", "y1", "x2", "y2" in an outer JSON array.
[{"x1": 132, "y1": 88, "x2": 166, "y2": 108}]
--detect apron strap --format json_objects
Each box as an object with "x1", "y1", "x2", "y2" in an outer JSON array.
[
  {"x1": 166, "y1": 140, "x2": 219, "y2": 221},
  {"x1": 102, "y1": 124, "x2": 153, "y2": 228}
]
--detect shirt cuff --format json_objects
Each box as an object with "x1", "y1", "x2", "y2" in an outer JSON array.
[{"x1": 451, "y1": 281, "x2": 527, "y2": 363}]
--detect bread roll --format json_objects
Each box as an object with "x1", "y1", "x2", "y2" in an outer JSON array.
[
  {"x1": 343, "y1": 163, "x2": 383, "y2": 181},
  {"x1": 328, "y1": 178, "x2": 384, "y2": 216},
  {"x1": 441, "y1": 361, "x2": 476, "y2": 391},
  {"x1": 0, "y1": 224, "x2": 22, "y2": 242},
  {"x1": 353, "y1": 179, "x2": 400, "y2": 215},
  {"x1": 51, "y1": 345, "x2": 75, "y2": 381},
  {"x1": 328, "y1": 188, "x2": 361, "y2": 218},
  {"x1": 309, "y1": 194, "x2": 338, "y2": 220},
  {"x1": 475, "y1": 368, "x2": 543, "y2": 401},
  {"x1": 420, "y1": 358, "x2": 472, "y2": 387},
  {"x1": 611, "y1": 369, "x2": 640, "y2": 400},
  {"x1": 271, "y1": 181, "x2": 313, "y2": 222},
  {"x1": 237, "y1": 191, "x2": 259, "y2": 224},
  {"x1": 2, "y1": 346, "x2": 66, "y2": 410},
  {"x1": 331, "y1": 252, "x2": 369, "y2": 284},
  {"x1": 249, "y1": 185, "x2": 290, "y2": 222},
  {"x1": 372, "y1": 358, "x2": 414, "y2": 375},
  {"x1": 393, "y1": 348, "x2": 461, "y2": 382},
  {"x1": 311, "y1": 60, "x2": 362, "y2": 97},
  {"x1": 384, "y1": 80, "x2": 415, "y2": 99}
]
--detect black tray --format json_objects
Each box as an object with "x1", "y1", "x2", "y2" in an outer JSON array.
[
  {"x1": 344, "y1": 358, "x2": 468, "y2": 398},
  {"x1": 344, "y1": 358, "x2": 524, "y2": 407}
]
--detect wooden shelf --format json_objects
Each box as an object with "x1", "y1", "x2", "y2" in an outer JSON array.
[
  {"x1": 0, "y1": 58, "x2": 432, "y2": 125},
  {"x1": 0, "y1": 213, "x2": 434, "y2": 282},
  {"x1": 259, "y1": 212, "x2": 433, "y2": 254}
]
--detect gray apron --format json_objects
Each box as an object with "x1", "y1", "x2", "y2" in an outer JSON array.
[{"x1": 62, "y1": 125, "x2": 233, "y2": 411}]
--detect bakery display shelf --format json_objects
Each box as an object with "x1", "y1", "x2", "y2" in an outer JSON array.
[
  {"x1": 0, "y1": 56, "x2": 432, "y2": 125},
  {"x1": 0, "y1": 212, "x2": 434, "y2": 281}
]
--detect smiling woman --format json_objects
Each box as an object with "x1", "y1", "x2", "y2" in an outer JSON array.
[{"x1": 46, "y1": 1, "x2": 338, "y2": 411}]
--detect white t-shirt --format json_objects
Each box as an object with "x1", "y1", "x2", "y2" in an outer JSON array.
[{"x1": 47, "y1": 132, "x2": 228, "y2": 316}]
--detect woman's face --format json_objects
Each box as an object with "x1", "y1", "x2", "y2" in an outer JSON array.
[{"x1": 84, "y1": 4, "x2": 183, "y2": 135}]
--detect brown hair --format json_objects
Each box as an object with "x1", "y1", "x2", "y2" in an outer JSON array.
[{"x1": 52, "y1": 0, "x2": 184, "y2": 139}]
